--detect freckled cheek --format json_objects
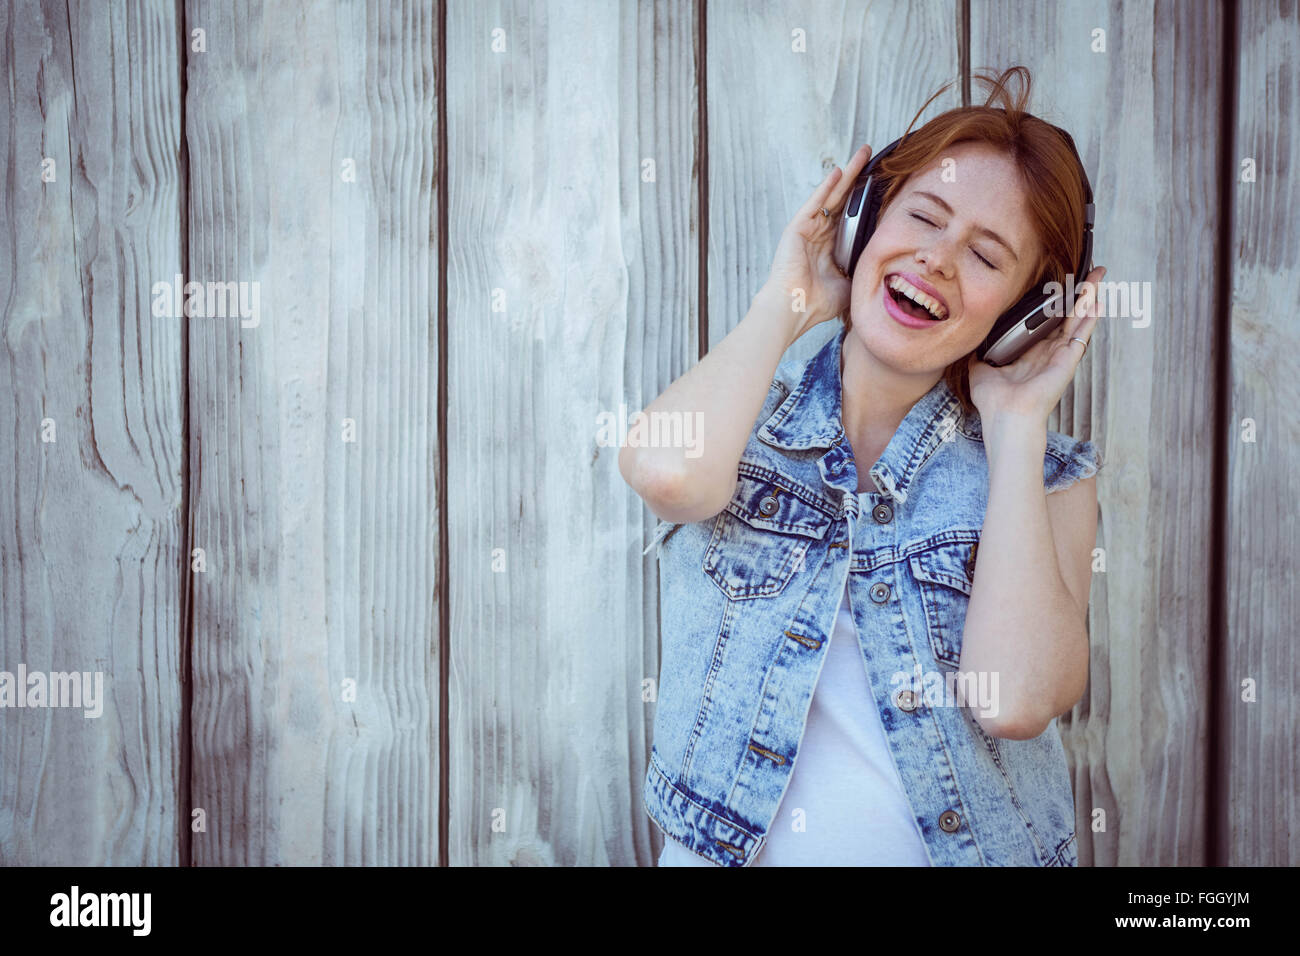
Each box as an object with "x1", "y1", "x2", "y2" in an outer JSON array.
[
  {"x1": 957, "y1": 298, "x2": 1005, "y2": 346},
  {"x1": 960, "y1": 291, "x2": 1005, "y2": 325}
]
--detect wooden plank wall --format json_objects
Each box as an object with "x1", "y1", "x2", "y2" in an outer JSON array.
[
  {"x1": 1226, "y1": 0, "x2": 1298, "y2": 867},
  {"x1": 444, "y1": 0, "x2": 696, "y2": 866},
  {"x1": 183, "y1": 0, "x2": 441, "y2": 865},
  {"x1": 973, "y1": 0, "x2": 1225, "y2": 866},
  {"x1": 0, "y1": 0, "x2": 185, "y2": 865},
  {"x1": 0, "y1": 0, "x2": 1294, "y2": 867}
]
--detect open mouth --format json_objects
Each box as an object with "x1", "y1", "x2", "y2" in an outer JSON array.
[{"x1": 885, "y1": 274, "x2": 949, "y2": 321}]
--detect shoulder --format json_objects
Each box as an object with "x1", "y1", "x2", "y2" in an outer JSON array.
[
  {"x1": 956, "y1": 407, "x2": 1103, "y2": 496},
  {"x1": 642, "y1": 355, "x2": 808, "y2": 560},
  {"x1": 747, "y1": 352, "x2": 804, "y2": 437}
]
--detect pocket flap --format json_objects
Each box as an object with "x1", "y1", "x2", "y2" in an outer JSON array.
[
  {"x1": 908, "y1": 536, "x2": 978, "y2": 595},
  {"x1": 723, "y1": 466, "x2": 834, "y2": 539}
]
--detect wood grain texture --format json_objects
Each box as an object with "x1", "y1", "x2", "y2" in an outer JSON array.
[
  {"x1": 973, "y1": 0, "x2": 1222, "y2": 865},
  {"x1": 445, "y1": 0, "x2": 696, "y2": 866},
  {"x1": 706, "y1": 0, "x2": 963, "y2": 367},
  {"x1": 1226, "y1": 0, "x2": 1299, "y2": 867},
  {"x1": 622, "y1": 0, "x2": 700, "y2": 868},
  {"x1": 3, "y1": 0, "x2": 1293, "y2": 870},
  {"x1": 0, "y1": 0, "x2": 185, "y2": 864},
  {"x1": 184, "y1": 0, "x2": 440, "y2": 864}
]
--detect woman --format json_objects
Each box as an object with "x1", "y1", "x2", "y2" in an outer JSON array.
[{"x1": 620, "y1": 67, "x2": 1105, "y2": 867}]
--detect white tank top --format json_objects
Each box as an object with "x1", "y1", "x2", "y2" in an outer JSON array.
[{"x1": 658, "y1": 565, "x2": 932, "y2": 866}]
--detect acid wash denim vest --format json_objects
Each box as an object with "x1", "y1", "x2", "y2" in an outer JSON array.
[{"x1": 641, "y1": 323, "x2": 1102, "y2": 867}]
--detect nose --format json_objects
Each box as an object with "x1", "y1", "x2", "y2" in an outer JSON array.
[{"x1": 916, "y1": 237, "x2": 956, "y2": 278}]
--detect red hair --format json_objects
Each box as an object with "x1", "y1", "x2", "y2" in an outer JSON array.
[{"x1": 846, "y1": 66, "x2": 1089, "y2": 415}]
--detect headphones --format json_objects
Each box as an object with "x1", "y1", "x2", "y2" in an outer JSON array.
[{"x1": 832, "y1": 125, "x2": 1095, "y2": 367}]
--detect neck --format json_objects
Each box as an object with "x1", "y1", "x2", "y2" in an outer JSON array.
[{"x1": 839, "y1": 329, "x2": 942, "y2": 465}]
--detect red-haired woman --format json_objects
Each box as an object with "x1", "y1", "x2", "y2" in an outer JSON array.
[{"x1": 624, "y1": 67, "x2": 1106, "y2": 867}]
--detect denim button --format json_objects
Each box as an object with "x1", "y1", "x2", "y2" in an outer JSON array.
[
  {"x1": 758, "y1": 494, "x2": 779, "y2": 517},
  {"x1": 965, "y1": 542, "x2": 978, "y2": 580},
  {"x1": 939, "y1": 810, "x2": 962, "y2": 833},
  {"x1": 872, "y1": 502, "x2": 893, "y2": 523},
  {"x1": 869, "y1": 582, "x2": 890, "y2": 603},
  {"x1": 894, "y1": 689, "x2": 918, "y2": 712}
]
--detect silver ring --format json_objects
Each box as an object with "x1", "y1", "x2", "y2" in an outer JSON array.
[
  {"x1": 1069, "y1": 336, "x2": 1088, "y2": 354},
  {"x1": 820, "y1": 207, "x2": 831, "y2": 218}
]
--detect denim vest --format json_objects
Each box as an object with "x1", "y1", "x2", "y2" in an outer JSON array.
[{"x1": 641, "y1": 323, "x2": 1102, "y2": 867}]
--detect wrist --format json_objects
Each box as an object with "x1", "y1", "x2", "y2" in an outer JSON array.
[
  {"x1": 982, "y1": 413, "x2": 1047, "y2": 461},
  {"x1": 750, "y1": 283, "x2": 804, "y2": 349}
]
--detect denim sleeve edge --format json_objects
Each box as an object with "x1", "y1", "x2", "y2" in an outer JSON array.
[{"x1": 1044, "y1": 437, "x2": 1103, "y2": 495}]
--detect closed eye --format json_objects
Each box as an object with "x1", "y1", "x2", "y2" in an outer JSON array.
[{"x1": 909, "y1": 212, "x2": 997, "y2": 269}]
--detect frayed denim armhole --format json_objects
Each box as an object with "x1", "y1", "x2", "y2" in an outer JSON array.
[
  {"x1": 641, "y1": 518, "x2": 681, "y2": 557},
  {"x1": 1044, "y1": 436, "x2": 1103, "y2": 495}
]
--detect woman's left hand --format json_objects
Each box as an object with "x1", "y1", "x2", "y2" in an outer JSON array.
[{"x1": 967, "y1": 266, "x2": 1106, "y2": 425}]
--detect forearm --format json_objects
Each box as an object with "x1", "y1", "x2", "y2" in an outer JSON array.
[
  {"x1": 618, "y1": 284, "x2": 797, "y2": 521},
  {"x1": 959, "y1": 414, "x2": 1088, "y2": 738}
]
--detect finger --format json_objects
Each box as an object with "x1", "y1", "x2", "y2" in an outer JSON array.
[
  {"x1": 1064, "y1": 266, "x2": 1106, "y2": 337},
  {"x1": 1061, "y1": 311, "x2": 1098, "y2": 353},
  {"x1": 798, "y1": 165, "x2": 845, "y2": 220},
  {"x1": 1075, "y1": 293, "x2": 1104, "y2": 340},
  {"x1": 1089, "y1": 267, "x2": 1106, "y2": 319},
  {"x1": 1061, "y1": 297, "x2": 1103, "y2": 361},
  {"x1": 823, "y1": 144, "x2": 873, "y2": 215}
]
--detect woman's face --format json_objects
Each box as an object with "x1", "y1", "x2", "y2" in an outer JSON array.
[{"x1": 849, "y1": 140, "x2": 1044, "y2": 374}]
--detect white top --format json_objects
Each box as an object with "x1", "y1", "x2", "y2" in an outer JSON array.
[{"x1": 658, "y1": 548, "x2": 932, "y2": 866}]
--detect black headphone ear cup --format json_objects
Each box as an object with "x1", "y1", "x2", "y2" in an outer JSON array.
[
  {"x1": 979, "y1": 128, "x2": 1095, "y2": 366},
  {"x1": 844, "y1": 183, "x2": 868, "y2": 276},
  {"x1": 975, "y1": 286, "x2": 1062, "y2": 363},
  {"x1": 846, "y1": 137, "x2": 902, "y2": 276},
  {"x1": 849, "y1": 176, "x2": 884, "y2": 276}
]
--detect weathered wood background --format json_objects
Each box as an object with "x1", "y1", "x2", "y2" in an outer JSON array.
[{"x1": 1, "y1": 0, "x2": 1293, "y2": 866}]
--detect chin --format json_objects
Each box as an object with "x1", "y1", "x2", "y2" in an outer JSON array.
[{"x1": 849, "y1": 308, "x2": 968, "y2": 375}]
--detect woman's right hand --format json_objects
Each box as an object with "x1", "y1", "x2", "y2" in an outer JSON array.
[{"x1": 761, "y1": 143, "x2": 874, "y2": 344}]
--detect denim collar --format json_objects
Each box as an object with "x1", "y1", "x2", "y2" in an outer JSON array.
[{"x1": 758, "y1": 324, "x2": 966, "y2": 505}]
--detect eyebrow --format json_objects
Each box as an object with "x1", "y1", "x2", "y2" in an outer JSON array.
[{"x1": 912, "y1": 190, "x2": 1020, "y2": 263}]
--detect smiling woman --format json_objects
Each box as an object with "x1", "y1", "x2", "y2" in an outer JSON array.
[
  {"x1": 843, "y1": 66, "x2": 1093, "y2": 418},
  {"x1": 623, "y1": 64, "x2": 1105, "y2": 868}
]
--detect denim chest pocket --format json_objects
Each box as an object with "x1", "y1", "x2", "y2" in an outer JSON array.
[
  {"x1": 703, "y1": 468, "x2": 835, "y2": 601},
  {"x1": 907, "y1": 533, "x2": 981, "y2": 667}
]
